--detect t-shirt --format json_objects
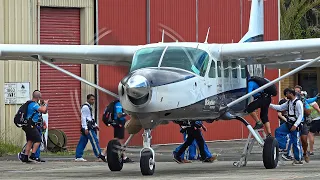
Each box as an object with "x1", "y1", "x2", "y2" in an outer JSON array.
[
  {"x1": 27, "y1": 101, "x2": 40, "y2": 123},
  {"x1": 248, "y1": 81, "x2": 263, "y2": 99},
  {"x1": 114, "y1": 101, "x2": 125, "y2": 122}
]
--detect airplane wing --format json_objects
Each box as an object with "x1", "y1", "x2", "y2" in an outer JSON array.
[
  {"x1": 0, "y1": 44, "x2": 142, "y2": 66},
  {"x1": 218, "y1": 38, "x2": 320, "y2": 68}
]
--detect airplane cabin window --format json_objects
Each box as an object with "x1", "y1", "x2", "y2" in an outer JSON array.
[
  {"x1": 160, "y1": 46, "x2": 209, "y2": 76},
  {"x1": 231, "y1": 61, "x2": 238, "y2": 78},
  {"x1": 223, "y1": 61, "x2": 229, "y2": 78},
  {"x1": 130, "y1": 47, "x2": 165, "y2": 72},
  {"x1": 217, "y1": 61, "x2": 222, "y2": 77},
  {"x1": 240, "y1": 62, "x2": 246, "y2": 78},
  {"x1": 208, "y1": 61, "x2": 216, "y2": 78}
]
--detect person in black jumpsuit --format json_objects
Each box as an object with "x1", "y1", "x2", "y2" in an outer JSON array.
[{"x1": 173, "y1": 120, "x2": 211, "y2": 163}]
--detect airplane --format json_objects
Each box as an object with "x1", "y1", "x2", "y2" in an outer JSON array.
[{"x1": 1, "y1": 0, "x2": 320, "y2": 176}]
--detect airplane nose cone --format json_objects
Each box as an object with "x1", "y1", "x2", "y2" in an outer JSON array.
[{"x1": 126, "y1": 75, "x2": 150, "y2": 99}]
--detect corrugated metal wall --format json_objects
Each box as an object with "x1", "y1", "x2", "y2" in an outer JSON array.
[
  {"x1": 98, "y1": 0, "x2": 279, "y2": 146},
  {"x1": 39, "y1": 7, "x2": 82, "y2": 149},
  {"x1": 0, "y1": 0, "x2": 38, "y2": 145},
  {"x1": 97, "y1": 0, "x2": 147, "y2": 148},
  {"x1": 0, "y1": 0, "x2": 95, "y2": 147}
]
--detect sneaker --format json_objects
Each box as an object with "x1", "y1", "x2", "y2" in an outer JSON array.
[
  {"x1": 98, "y1": 154, "x2": 107, "y2": 162},
  {"x1": 18, "y1": 152, "x2": 23, "y2": 161},
  {"x1": 253, "y1": 122, "x2": 263, "y2": 130},
  {"x1": 173, "y1": 155, "x2": 183, "y2": 164},
  {"x1": 281, "y1": 154, "x2": 293, "y2": 161},
  {"x1": 21, "y1": 154, "x2": 32, "y2": 163},
  {"x1": 29, "y1": 154, "x2": 37, "y2": 162},
  {"x1": 75, "y1": 158, "x2": 87, "y2": 162},
  {"x1": 35, "y1": 158, "x2": 46, "y2": 162},
  {"x1": 292, "y1": 160, "x2": 303, "y2": 166},
  {"x1": 123, "y1": 157, "x2": 134, "y2": 163},
  {"x1": 308, "y1": 151, "x2": 314, "y2": 155}
]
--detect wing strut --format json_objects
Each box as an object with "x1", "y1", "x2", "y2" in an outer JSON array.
[
  {"x1": 225, "y1": 55, "x2": 320, "y2": 109},
  {"x1": 35, "y1": 55, "x2": 119, "y2": 98}
]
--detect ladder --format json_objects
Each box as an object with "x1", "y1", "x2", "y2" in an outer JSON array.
[{"x1": 233, "y1": 128, "x2": 266, "y2": 167}]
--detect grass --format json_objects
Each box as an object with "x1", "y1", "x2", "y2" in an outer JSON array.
[{"x1": 0, "y1": 140, "x2": 21, "y2": 157}]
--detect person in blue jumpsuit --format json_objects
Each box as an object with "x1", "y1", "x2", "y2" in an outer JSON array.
[
  {"x1": 173, "y1": 120, "x2": 216, "y2": 162},
  {"x1": 283, "y1": 88, "x2": 319, "y2": 162},
  {"x1": 269, "y1": 88, "x2": 304, "y2": 165}
]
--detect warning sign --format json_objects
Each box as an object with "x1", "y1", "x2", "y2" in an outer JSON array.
[{"x1": 4, "y1": 82, "x2": 30, "y2": 104}]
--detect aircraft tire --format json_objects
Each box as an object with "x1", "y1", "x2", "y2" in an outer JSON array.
[
  {"x1": 263, "y1": 137, "x2": 279, "y2": 169},
  {"x1": 107, "y1": 139, "x2": 123, "y2": 171},
  {"x1": 140, "y1": 150, "x2": 155, "y2": 176}
]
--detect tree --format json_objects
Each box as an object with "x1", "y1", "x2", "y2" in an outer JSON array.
[{"x1": 280, "y1": 0, "x2": 320, "y2": 40}]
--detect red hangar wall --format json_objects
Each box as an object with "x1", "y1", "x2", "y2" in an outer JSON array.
[{"x1": 97, "y1": 0, "x2": 280, "y2": 147}]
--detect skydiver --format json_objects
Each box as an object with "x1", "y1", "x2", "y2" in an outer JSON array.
[
  {"x1": 172, "y1": 120, "x2": 215, "y2": 163},
  {"x1": 269, "y1": 88, "x2": 304, "y2": 165},
  {"x1": 173, "y1": 121, "x2": 216, "y2": 162},
  {"x1": 244, "y1": 76, "x2": 274, "y2": 138}
]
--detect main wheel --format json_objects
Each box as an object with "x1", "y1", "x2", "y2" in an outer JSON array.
[
  {"x1": 263, "y1": 137, "x2": 279, "y2": 169},
  {"x1": 140, "y1": 150, "x2": 155, "y2": 175},
  {"x1": 107, "y1": 139, "x2": 123, "y2": 171}
]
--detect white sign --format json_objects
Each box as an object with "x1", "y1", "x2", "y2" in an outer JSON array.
[{"x1": 4, "y1": 82, "x2": 30, "y2": 104}]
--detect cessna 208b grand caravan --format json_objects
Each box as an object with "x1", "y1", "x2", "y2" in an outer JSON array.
[{"x1": 2, "y1": 0, "x2": 320, "y2": 176}]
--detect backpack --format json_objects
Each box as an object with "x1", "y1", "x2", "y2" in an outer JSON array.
[
  {"x1": 288, "y1": 99, "x2": 311, "y2": 119},
  {"x1": 81, "y1": 103, "x2": 93, "y2": 118},
  {"x1": 14, "y1": 100, "x2": 36, "y2": 128},
  {"x1": 102, "y1": 99, "x2": 119, "y2": 126},
  {"x1": 248, "y1": 76, "x2": 277, "y2": 96}
]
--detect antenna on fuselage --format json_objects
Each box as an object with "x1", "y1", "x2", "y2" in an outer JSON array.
[
  {"x1": 204, "y1": 27, "x2": 210, "y2": 43},
  {"x1": 161, "y1": 29, "x2": 165, "y2": 43}
]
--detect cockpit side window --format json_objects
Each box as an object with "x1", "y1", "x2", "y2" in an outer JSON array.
[
  {"x1": 208, "y1": 61, "x2": 216, "y2": 78},
  {"x1": 199, "y1": 54, "x2": 209, "y2": 76}
]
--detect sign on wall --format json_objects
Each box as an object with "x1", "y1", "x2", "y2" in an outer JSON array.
[{"x1": 4, "y1": 82, "x2": 30, "y2": 104}]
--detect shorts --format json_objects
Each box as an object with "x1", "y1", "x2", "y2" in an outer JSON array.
[
  {"x1": 22, "y1": 126, "x2": 42, "y2": 143},
  {"x1": 310, "y1": 120, "x2": 320, "y2": 133},
  {"x1": 301, "y1": 123, "x2": 309, "y2": 136},
  {"x1": 114, "y1": 125, "x2": 125, "y2": 139}
]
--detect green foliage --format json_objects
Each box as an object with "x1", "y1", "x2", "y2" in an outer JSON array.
[
  {"x1": 0, "y1": 139, "x2": 21, "y2": 157},
  {"x1": 280, "y1": 0, "x2": 320, "y2": 40}
]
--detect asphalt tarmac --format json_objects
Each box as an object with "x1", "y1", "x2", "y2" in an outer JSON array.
[{"x1": 1, "y1": 138, "x2": 320, "y2": 179}]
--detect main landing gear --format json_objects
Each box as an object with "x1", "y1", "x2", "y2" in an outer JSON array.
[
  {"x1": 220, "y1": 112, "x2": 279, "y2": 169},
  {"x1": 106, "y1": 129, "x2": 155, "y2": 176}
]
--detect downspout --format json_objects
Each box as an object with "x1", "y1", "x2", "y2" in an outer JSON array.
[
  {"x1": 94, "y1": 0, "x2": 99, "y2": 125},
  {"x1": 37, "y1": 0, "x2": 40, "y2": 90}
]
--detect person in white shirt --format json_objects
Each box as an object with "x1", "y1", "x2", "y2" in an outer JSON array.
[
  {"x1": 75, "y1": 94, "x2": 106, "y2": 162},
  {"x1": 269, "y1": 88, "x2": 304, "y2": 165}
]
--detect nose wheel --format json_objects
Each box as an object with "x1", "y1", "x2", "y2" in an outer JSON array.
[
  {"x1": 140, "y1": 149, "x2": 155, "y2": 175},
  {"x1": 140, "y1": 129, "x2": 155, "y2": 176}
]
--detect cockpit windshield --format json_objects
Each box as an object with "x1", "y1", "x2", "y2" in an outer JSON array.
[{"x1": 130, "y1": 46, "x2": 209, "y2": 76}]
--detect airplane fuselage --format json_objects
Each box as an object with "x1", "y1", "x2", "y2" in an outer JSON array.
[{"x1": 118, "y1": 42, "x2": 250, "y2": 129}]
